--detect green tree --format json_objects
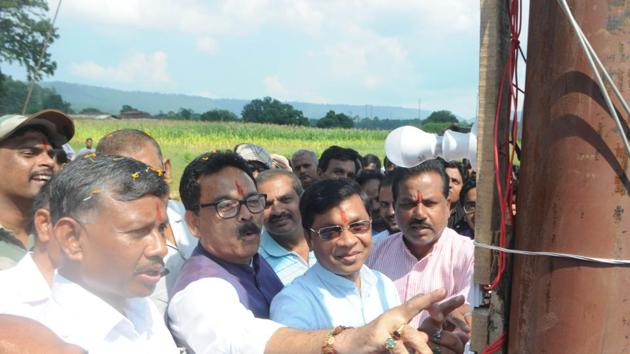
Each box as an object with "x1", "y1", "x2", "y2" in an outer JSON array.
[
  {"x1": 178, "y1": 108, "x2": 193, "y2": 120},
  {"x1": 120, "y1": 104, "x2": 137, "y2": 113},
  {"x1": 423, "y1": 110, "x2": 458, "y2": 124},
  {"x1": 79, "y1": 107, "x2": 102, "y2": 114},
  {"x1": 317, "y1": 110, "x2": 354, "y2": 129},
  {"x1": 200, "y1": 109, "x2": 239, "y2": 122},
  {"x1": 0, "y1": 1, "x2": 58, "y2": 81},
  {"x1": 242, "y1": 96, "x2": 308, "y2": 126},
  {"x1": 41, "y1": 89, "x2": 72, "y2": 113},
  {"x1": 0, "y1": 75, "x2": 72, "y2": 114}
]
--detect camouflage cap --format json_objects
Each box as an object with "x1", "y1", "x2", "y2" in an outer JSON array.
[
  {"x1": 0, "y1": 109, "x2": 74, "y2": 147},
  {"x1": 234, "y1": 143, "x2": 273, "y2": 169}
]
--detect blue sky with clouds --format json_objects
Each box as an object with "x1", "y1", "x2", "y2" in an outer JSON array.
[{"x1": 3, "y1": 0, "x2": 508, "y2": 118}]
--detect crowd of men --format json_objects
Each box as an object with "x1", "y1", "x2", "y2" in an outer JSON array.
[{"x1": 0, "y1": 109, "x2": 480, "y2": 354}]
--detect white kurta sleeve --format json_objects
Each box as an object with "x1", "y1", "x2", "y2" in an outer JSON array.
[{"x1": 168, "y1": 278, "x2": 285, "y2": 354}]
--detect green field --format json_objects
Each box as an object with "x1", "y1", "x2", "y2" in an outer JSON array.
[{"x1": 69, "y1": 118, "x2": 389, "y2": 197}]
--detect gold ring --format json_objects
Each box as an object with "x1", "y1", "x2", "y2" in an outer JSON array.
[{"x1": 392, "y1": 324, "x2": 405, "y2": 339}]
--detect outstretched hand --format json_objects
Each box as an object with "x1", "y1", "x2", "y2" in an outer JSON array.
[
  {"x1": 419, "y1": 295, "x2": 467, "y2": 354},
  {"x1": 337, "y1": 288, "x2": 448, "y2": 354}
]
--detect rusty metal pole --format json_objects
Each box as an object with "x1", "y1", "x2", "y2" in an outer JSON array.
[
  {"x1": 508, "y1": 0, "x2": 630, "y2": 352},
  {"x1": 472, "y1": 0, "x2": 511, "y2": 351}
]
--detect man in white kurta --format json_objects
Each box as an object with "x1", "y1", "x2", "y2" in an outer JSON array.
[
  {"x1": 0, "y1": 252, "x2": 50, "y2": 318},
  {"x1": 34, "y1": 155, "x2": 179, "y2": 353}
]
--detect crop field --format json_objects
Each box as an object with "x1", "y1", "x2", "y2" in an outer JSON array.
[{"x1": 69, "y1": 118, "x2": 389, "y2": 196}]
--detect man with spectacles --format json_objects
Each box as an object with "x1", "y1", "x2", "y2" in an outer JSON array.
[
  {"x1": 168, "y1": 150, "x2": 284, "y2": 352},
  {"x1": 270, "y1": 178, "x2": 401, "y2": 329},
  {"x1": 168, "y1": 151, "x2": 465, "y2": 354}
]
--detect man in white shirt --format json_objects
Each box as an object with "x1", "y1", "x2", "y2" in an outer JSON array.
[
  {"x1": 169, "y1": 151, "x2": 463, "y2": 354},
  {"x1": 40, "y1": 154, "x2": 179, "y2": 353},
  {"x1": 270, "y1": 179, "x2": 400, "y2": 329},
  {"x1": 96, "y1": 129, "x2": 196, "y2": 313},
  {"x1": 0, "y1": 182, "x2": 61, "y2": 318}
]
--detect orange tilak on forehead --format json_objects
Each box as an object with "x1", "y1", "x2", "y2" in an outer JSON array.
[
  {"x1": 416, "y1": 191, "x2": 422, "y2": 203},
  {"x1": 155, "y1": 201, "x2": 165, "y2": 222},
  {"x1": 235, "y1": 181, "x2": 244, "y2": 196},
  {"x1": 339, "y1": 208, "x2": 349, "y2": 224},
  {"x1": 38, "y1": 138, "x2": 51, "y2": 152}
]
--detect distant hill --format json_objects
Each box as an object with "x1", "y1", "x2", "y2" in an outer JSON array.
[{"x1": 42, "y1": 81, "x2": 442, "y2": 120}]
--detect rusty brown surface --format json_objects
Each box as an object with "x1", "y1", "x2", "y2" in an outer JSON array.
[{"x1": 508, "y1": 0, "x2": 630, "y2": 353}]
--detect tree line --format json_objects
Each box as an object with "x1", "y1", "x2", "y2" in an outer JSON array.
[{"x1": 0, "y1": 1, "x2": 468, "y2": 132}]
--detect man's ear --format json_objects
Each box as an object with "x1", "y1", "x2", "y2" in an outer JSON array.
[
  {"x1": 53, "y1": 217, "x2": 85, "y2": 262},
  {"x1": 33, "y1": 208, "x2": 52, "y2": 243},
  {"x1": 163, "y1": 158, "x2": 172, "y2": 182},
  {"x1": 184, "y1": 210, "x2": 201, "y2": 240},
  {"x1": 317, "y1": 168, "x2": 324, "y2": 177}
]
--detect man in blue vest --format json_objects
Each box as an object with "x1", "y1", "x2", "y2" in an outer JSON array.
[{"x1": 168, "y1": 150, "x2": 464, "y2": 354}]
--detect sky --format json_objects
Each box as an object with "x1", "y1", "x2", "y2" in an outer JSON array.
[{"x1": 3, "y1": 0, "x2": 513, "y2": 118}]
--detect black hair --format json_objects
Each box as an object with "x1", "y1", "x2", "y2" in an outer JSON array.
[
  {"x1": 391, "y1": 158, "x2": 450, "y2": 203},
  {"x1": 361, "y1": 154, "x2": 381, "y2": 170},
  {"x1": 96, "y1": 129, "x2": 164, "y2": 162},
  {"x1": 444, "y1": 160, "x2": 465, "y2": 182},
  {"x1": 179, "y1": 150, "x2": 255, "y2": 213},
  {"x1": 383, "y1": 156, "x2": 395, "y2": 170},
  {"x1": 318, "y1": 146, "x2": 361, "y2": 174},
  {"x1": 299, "y1": 178, "x2": 369, "y2": 231},
  {"x1": 378, "y1": 173, "x2": 395, "y2": 194},
  {"x1": 49, "y1": 154, "x2": 169, "y2": 223},
  {"x1": 460, "y1": 178, "x2": 477, "y2": 206},
  {"x1": 255, "y1": 169, "x2": 303, "y2": 196},
  {"x1": 53, "y1": 148, "x2": 69, "y2": 165},
  {"x1": 356, "y1": 170, "x2": 383, "y2": 187}
]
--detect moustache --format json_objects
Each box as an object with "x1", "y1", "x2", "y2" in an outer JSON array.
[
  {"x1": 409, "y1": 219, "x2": 432, "y2": 230},
  {"x1": 238, "y1": 221, "x2": 261, "y2": 238},
  {"x1": 134, "y1": 259, "x2": 166, "y2": 276},
  {"x1": 269, "y1": 212, "x2": 293, "y2": 223}
]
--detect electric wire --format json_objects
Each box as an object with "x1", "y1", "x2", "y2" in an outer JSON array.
[
  {"x1": 475, "y1": 241, "x2": 630, "y2": 266},
  {"x1": 556, "y1": 0, "x2": 630, "y2": 158}
]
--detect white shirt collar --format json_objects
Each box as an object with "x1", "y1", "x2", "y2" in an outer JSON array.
[{"x1": 50, "y1": 273, "x2": 158, "y2": 343}]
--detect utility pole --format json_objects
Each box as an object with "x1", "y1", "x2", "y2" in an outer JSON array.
[
  {"x1": 472, "y1": 0, "x2": 511, "y2": 351},
  {"x1": 508, "y1": 1, "x2": 630, "y2": 352}
]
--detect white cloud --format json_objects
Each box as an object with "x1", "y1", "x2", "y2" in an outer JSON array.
[
  {"x1": 71, "y1": 51, "x2": 171, "y2": 84},
  {"x1": 196, "y1": 37, "x2": 217, "y2": 55},
  {"x1": 54, "y1": 0, "x2": 477, "y2": 38},
  {"x1": 263, "y1": 75, "x2": 289, "y2": 100},
  {"x1": 195, "y1": 91, "x2": 217, "y2": 98},
  {"x1": 364, "y1": 77, "x2": 380, "y2": 89},
  {"x1": 52, "y1": 0, "x2": 482, "y2": 115}
]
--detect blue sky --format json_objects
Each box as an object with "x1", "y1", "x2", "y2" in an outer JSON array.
[{"x1": 3, "y1": 0, "x2": 516, "y2": 118}]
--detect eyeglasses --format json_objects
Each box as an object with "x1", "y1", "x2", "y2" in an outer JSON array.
[
  {"x1": 463, "y1": 201, "x2": 476, "y2": 214},
  {"x1": 199, "y1": 193, "x2": 267, "y2": 219},
  {"x1": 309, "y1": 219, "x2": 372, "y2": 241}
]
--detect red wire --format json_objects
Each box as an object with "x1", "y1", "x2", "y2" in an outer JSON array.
[{"x1": 482, "y1": 0, "x2": 523, "y2": 351}]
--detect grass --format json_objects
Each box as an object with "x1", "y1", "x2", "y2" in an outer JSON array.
[{"x1": 69, "y1": 118, "x2": 389, "y2": 197}]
